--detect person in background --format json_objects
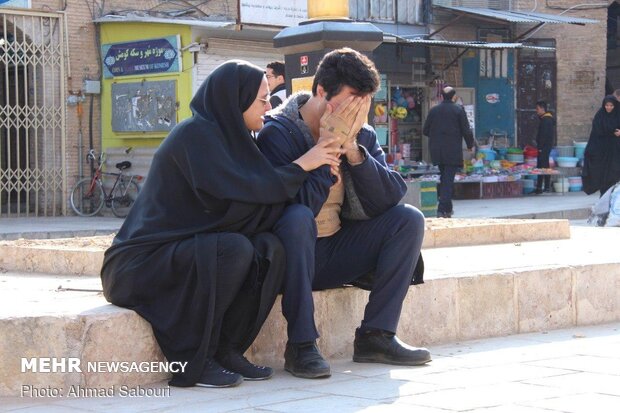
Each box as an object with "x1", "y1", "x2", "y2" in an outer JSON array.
[
  {"x1": 583, "y1": 95, "x2": 620, "y2": 196},
  {"x1": 266, "y1": 61, "x2": 287, "y2": 108},
  {"x1": 534, "y1": 100, "x2": 555, "y2": 194},
  {"x1": 100, "y1": 60, "x2": 340, "y2": 389},
  {"x1": 423, "y1": 86, "x2": 474, "y2": 218},
  {"x1": 257, "y1": 48, "x2": 428, "y2": 380}
]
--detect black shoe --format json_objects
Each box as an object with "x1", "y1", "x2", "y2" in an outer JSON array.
[
  {"x1": 284, "y1": 341, "x2": 331, "y2": 379},
  {"x1": 534, "y1": 189, "x2": 543, "y2": 195},
  {"x1": 437, "y1": 211, "x2": 453, "y2": 218},
  {"x1": 195, "y1": 358, "x2": 243, "y2": 388},
  {"x1": 216, "y1": 350, "x2": 274, "y2": 381},
  {"x1": 353, "y1": 328, "x2": 431, "y2": 366}
]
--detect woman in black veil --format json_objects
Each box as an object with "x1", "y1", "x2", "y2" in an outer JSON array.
[
  {"x1": 583, "y1": 95, "x2": 620, "y2": 196},
  {"x1": 101, "y1": 60, "x2": 340, "y2": 388}
]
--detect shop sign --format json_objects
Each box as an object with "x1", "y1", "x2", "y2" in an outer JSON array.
[
  {"x1": 240, "y1": 0, "x2": 307, "y2": 27},
  {"x1": 485, "y1": 93, "x2": 500, "y2": 104},
  {"x1": 101, "y1": 36, "x2": 181, "y2": 79}
]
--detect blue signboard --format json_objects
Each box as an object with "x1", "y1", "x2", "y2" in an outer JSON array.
[{"x1": 101, "y1": 36, "x2": 181, "y2": 78}]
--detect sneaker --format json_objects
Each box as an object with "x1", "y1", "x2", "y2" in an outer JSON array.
[
  {"x1": 195, "y1": 358, "x2": 242, "y2": 388},
  {"x1": 353, "y1": 328, "x2": 431, "y2": 366},
  {"x1": 284, "y1": 341, "x2": 331, "y2": 379},
  {"x1": 216, "y1": 350, "x2": 274, "y2": 381}
]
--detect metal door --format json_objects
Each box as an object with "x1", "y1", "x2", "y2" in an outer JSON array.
[
  {"x1": 516, "y1": 44, "x2": 556, "y2": 147},
  {"x1": 0, "y1": 9, "x2": 66, "y2": 217}
]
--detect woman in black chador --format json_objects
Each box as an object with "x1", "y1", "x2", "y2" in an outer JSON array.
[
  {"x1": 100, "y1": 60, "x2": 340, "y2": 388},
  {"x1": 582, "y1": 95, "x2": 620, "y2": 196}
]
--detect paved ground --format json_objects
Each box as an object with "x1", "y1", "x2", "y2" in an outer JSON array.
[{"x1": 2, "y1": 322, "x2": 619, "y2": 412}]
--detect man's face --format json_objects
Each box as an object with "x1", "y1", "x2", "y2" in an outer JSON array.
[
  {"x1": 265, "y1": 68, "x2": 284, "y2": 91},
  {"x1": 535, "y1": 105, "x2": 545, "y2": 116},
  {"x1": 318, "y1": 85, "x2": 364, "y2": 116}
]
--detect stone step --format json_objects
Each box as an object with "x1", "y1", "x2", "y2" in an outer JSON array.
[
  {"x1": 0, "y1": 218, "x2": 570, "y2": 276},
  {"x1": 1, "y1": 225, "x2": 618, "y2": 397}
]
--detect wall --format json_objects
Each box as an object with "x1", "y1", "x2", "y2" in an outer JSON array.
[
  {"x1": 513, "y1": 0, "x2": 608, "y2": 143},
  {"x1": 430, "y1": 2, "x2": 608, "y2": 145}
]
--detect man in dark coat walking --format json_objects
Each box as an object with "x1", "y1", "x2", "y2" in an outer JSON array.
[
  {"x1": 423, "y1": 86, "x2": 474, "y2": 218},
  {"x1": 534, "y1": 100, "x2": 555, "y2": 194}
]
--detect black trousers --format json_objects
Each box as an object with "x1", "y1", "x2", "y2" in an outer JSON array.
[
  {"x1": 272, "y1": 203, "x2": 425, "y2": 343},
  {"x1": 438, "y1": 164, "x2": 459, "y2": 214},
  {"x1": 537, "y1": 149, "x2": 551, "y2": 191}
]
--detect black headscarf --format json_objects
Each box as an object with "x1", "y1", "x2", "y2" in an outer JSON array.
[
  {"x1": 592, "y1": 95, "x2": 618, "y2": 139},
  {"x1": 108, "y1": 60, "x2": 307, "y2": 245}
]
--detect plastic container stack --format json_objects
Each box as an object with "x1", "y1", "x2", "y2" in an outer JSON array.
[
  {"x1": 522, "y1": 177, "x2": 535, "y2": 194},
  {"x1": 568, "y1": 176, "x2": 583, "y2": 192},
  {"x1": 574, "y1": 141, "x2": 587, "y2": 161},
  {"x1": 556, "y1": 156, "x2": 579, "y2": 167}
]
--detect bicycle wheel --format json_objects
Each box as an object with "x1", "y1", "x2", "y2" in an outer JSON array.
[
  {"x1": 70, "y1": 178, "x2": 105, "y2": 216},
  {"x1": 111, "y1": 179, "x2": 139, "y2": 218}
]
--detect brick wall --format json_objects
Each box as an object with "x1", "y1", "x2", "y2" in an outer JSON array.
[{"x1": 514, "y1": 1, "x2": 607, "y2": 144}]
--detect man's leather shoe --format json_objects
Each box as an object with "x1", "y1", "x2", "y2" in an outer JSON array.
[
  {"x1": 284, "y1": 341, "x2": 331, "y2": 379},
  {"x1": 353, "y1": 328, "x2": 431, "y2": 366}
]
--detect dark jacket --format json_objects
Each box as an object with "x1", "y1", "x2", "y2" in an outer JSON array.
[
  {"x1": 423, "y1": 100, "x2": 474, "y2": 166},
  {"x1": 257, "y1": 92, "x2": 406, "y2": 219},
  {"x1": 536, "y1": 111, "x2": 555, "y2": 153},
  {"x1": 256, "y1": 92, "x2": 423, "y2": 285}
]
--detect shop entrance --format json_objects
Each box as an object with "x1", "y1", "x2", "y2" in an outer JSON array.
[
  {"x1": 0, "y1": 9, "x2": 66, "y2": 216},
  {"x1": 516, "y1": 40, "x2": 556, "y2": 147}
]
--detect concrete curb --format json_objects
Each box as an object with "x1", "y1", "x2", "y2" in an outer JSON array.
[
  {"x1": 2, "y1": 261, "x2": 619, "y2": 397},
  {"x1": 0, "y1": 219, "x2": 570, "y2": 276}
]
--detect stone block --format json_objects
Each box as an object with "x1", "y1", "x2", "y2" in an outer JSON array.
[
  {"x1": 515, "y1": 268, "x2": 575, "y2": 333},
  {"x1": 574, "y1": 263, "x2": 620, "y2": 325},
  {"x1": 457, "y1": 274, "x2": 515, "y2": 340},
  {"x1": 397, "y1": 278, "x2": 459, "y2": 346}
]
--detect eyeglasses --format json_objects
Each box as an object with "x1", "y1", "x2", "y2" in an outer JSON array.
[
  {"x1": 257, "y1": 96, "x2": 271, "y2": 107},
  {"x1": 265, "y1": 75, "x2": 275, "y2": 79}
]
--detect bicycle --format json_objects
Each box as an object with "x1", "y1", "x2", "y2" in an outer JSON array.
[{"x1": 70, "y1": 149, "x2": 143, "y2": 218}]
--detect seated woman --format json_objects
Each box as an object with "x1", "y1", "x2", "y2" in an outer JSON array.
[{"x1": 100, "y1": 60, "x2": 340, "y2": 388}]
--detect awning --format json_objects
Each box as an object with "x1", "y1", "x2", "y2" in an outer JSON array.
[
  {"x1": 431, "y1": 5, "x2": 598, "y2": 41},
  {"x1": 94, "y1": 14, "x2": 235, "y2": 29},
  {"x1": 394, "y1": 37, "x2": 555, "y2": 51},
  {"x1": 389, "y1": 35, "x2": 555, "y2": 72},
  {"x1": 435, "y1": 5, "x2": 599, "y2": 25}
]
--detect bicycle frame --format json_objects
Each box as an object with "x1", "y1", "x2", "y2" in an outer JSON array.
[{"x1": 84, "y1": 150, "x2": 141, "y2": 203}]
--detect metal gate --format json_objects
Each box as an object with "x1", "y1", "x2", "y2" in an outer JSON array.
[
  {"x1": 516, "y1": 39, "x2": 556, "y2": 148},
  {"x1": 0, "y1": 9, "x2": 65, "y2": 217}
]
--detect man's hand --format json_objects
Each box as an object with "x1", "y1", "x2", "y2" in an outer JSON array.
[
  {"x1": 320, "y1": 95, "x2": 371, "y2": 164},
  {"x1": 293, "y1": 137, "x2": 342, "y2": 172},
  {"x1": 320, "y1": 96, "x2": 364, "y2": 146}
]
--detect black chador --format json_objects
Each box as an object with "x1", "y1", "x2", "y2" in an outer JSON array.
[{"x1": 100, "y1": 61, "x2": 307, "y2": 386}]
